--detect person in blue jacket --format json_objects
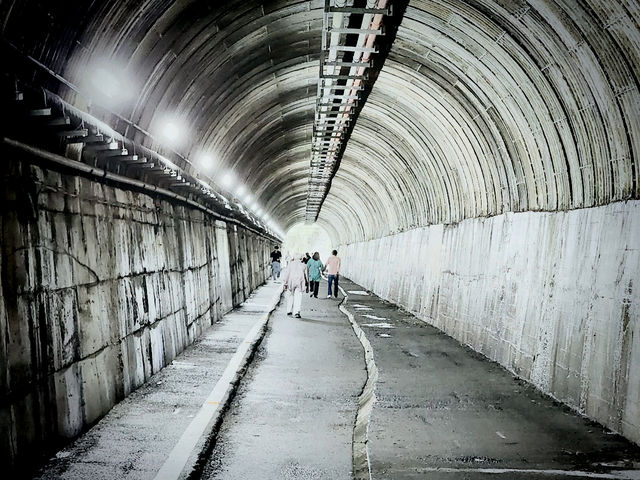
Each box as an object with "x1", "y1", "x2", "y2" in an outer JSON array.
[{"x1": 306, "y1": 252, "x2": 324, "y2": 298}]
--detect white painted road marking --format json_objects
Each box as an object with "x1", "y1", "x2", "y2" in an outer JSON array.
[
  {"x1": 413, "y1": 467, "x2": 640, "y2": 478},
  {"x1": 153, "y1": 288, "x2": 282, "y2": 480},
  {"x1": 360, "y1": 314, "x2": 389, "y2": 321},
  {"x1": 362, "y1": 322, "x2": 395, "y2": 329}
]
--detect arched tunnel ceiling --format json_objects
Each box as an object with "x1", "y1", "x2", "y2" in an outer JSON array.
[
  {"x1": 2, "y1": 0, "x2": 639, "y2": 245},
  {"x1": 317, "y1": 0, "x2": 640, "y2": 243}
]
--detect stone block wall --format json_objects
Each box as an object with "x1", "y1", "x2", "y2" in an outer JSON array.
[
  {"x1": 341, "y1": 201, "x2": 640, "y2": 445},
  {"x1": 0, "y1": 157, "x2": 271, "y2": 471}
]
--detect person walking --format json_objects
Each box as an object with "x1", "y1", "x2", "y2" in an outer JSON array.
[
  {"x1": 282, "y1": 254, "x2": 309, "y2": 318},
  {"x1": 270, "y1": 246, "x2": 282, "y2": 281},
  {"x1": 324, "y1": 249, "x2": 341, "y2": 298},
  {"x1": 306, "y1": 252, "x2": 324, "y2": 298}
]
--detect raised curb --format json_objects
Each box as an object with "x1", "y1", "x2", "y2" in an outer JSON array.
[{"x1": 338, "y1": 284, "x2": 378, "y2": 480}]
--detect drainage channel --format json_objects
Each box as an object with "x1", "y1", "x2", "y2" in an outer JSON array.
[
  {"x1": 338, "y1": 284, "x2": 379, "y2": 480},
  {"x1": 153, "y1": 291, "x2": 284, "y2": 480}
]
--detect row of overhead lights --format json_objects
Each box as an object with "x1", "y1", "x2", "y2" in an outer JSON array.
[
  {"x1": 192, "y1": 147, "x2": 284, "y2": 238},
  {"x1": 158, "y1": 119, "x2": 285, "y2": 238},
  {"x1": 85, "y1": 65, "x2": 284, "y2": 239}
]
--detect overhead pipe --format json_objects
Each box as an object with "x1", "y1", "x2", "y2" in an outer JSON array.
[
  {"x1": 315, "y1": 0, "x2": 355, "y2": 170},
  {"x1": 318, "y1": 0, "x2": 347, "y2": 127},
  {"x1": 2, "y1": 137, "x2": 281, "y2": 243},
  {"x1": 39, "y1": 88, "x2": 277, "y2": 236},
  {"x1": 320, "y1": 0, "x2": 386, "y2": 144},
  {"x1": 310, "y1": 0, "x2": 350, "y2": 218},
  {"x1": 2, "y1": 42, "x2": 263, "y2": 230},
  {"x1": 308, "y1": 0, "x2": 388, "y2": 222}
]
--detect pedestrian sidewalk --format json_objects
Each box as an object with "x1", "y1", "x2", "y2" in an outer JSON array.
[
  {"x1": 34, "y1": 281, "x2": 283, "y2": 480},
  {"x1": 199, "y1": 280, "x2": 365, "y2": 479}
]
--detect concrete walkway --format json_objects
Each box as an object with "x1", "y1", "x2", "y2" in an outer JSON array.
[
  {"x1": 200, "y1": 286, "x2": 365, "y2": 479},
  {"x1": 198, "y1": 276, "x2": 640, "y2": 480},
  {"x1": 34, "y1": 282, "x2": 283, "y2": 480}
]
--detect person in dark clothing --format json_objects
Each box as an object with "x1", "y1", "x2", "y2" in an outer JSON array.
[
  {"x1": 270, "y1": 246, "x2": 282, "y2": 280},
  {"x1": 303, "y1": 252, "x2": 311, "y2": 264}
]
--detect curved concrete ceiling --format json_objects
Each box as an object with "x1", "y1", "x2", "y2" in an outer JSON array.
[
  {"x1": 2, "y1": 0, "x2": 639, "y2": 244},
  {"x1": 318, "y1": 1, "x2": 640, "y2": 243}
]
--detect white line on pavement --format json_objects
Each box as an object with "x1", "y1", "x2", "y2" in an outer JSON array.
[
  {"x1": 153, "y1": 287, "x2": 282, "y2": 480},
  {"x1": 413, "y1": 467, "x2": 640, "y2": 479}
]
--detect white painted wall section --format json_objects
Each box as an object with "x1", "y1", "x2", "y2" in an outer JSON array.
[{"x1": 341, "y1": 201, "x2": 640, "y2": 444}]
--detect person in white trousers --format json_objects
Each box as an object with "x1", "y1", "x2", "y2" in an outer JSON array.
[{"x1": 282, "y1": 254, "x2": 309, "y2": 318}]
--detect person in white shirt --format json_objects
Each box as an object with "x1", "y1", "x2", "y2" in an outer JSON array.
[
  {"x1": 323, "y1": 250, "x2": 341, "y2": 298},
  {"x1": 282, "y1": 254, "x2": 309, "y2": 318}
]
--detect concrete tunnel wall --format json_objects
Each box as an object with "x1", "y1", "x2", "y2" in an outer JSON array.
[
  {"x1": 340, "y1": 200, "x2": 640, "y2": 444},
  {"x1": 0, "y1": 155, "x2": 272, "y2": 469},
  {"x1": 314, "y1": 0, "x2": 640, "y2": 446},
  {"x1": 1, "y1": 0, "x2": 639, "y2": 462}
]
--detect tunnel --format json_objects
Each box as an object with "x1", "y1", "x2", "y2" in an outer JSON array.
[{"x1": 1, "y1": 0, "x2": 639, "y2": 478}]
